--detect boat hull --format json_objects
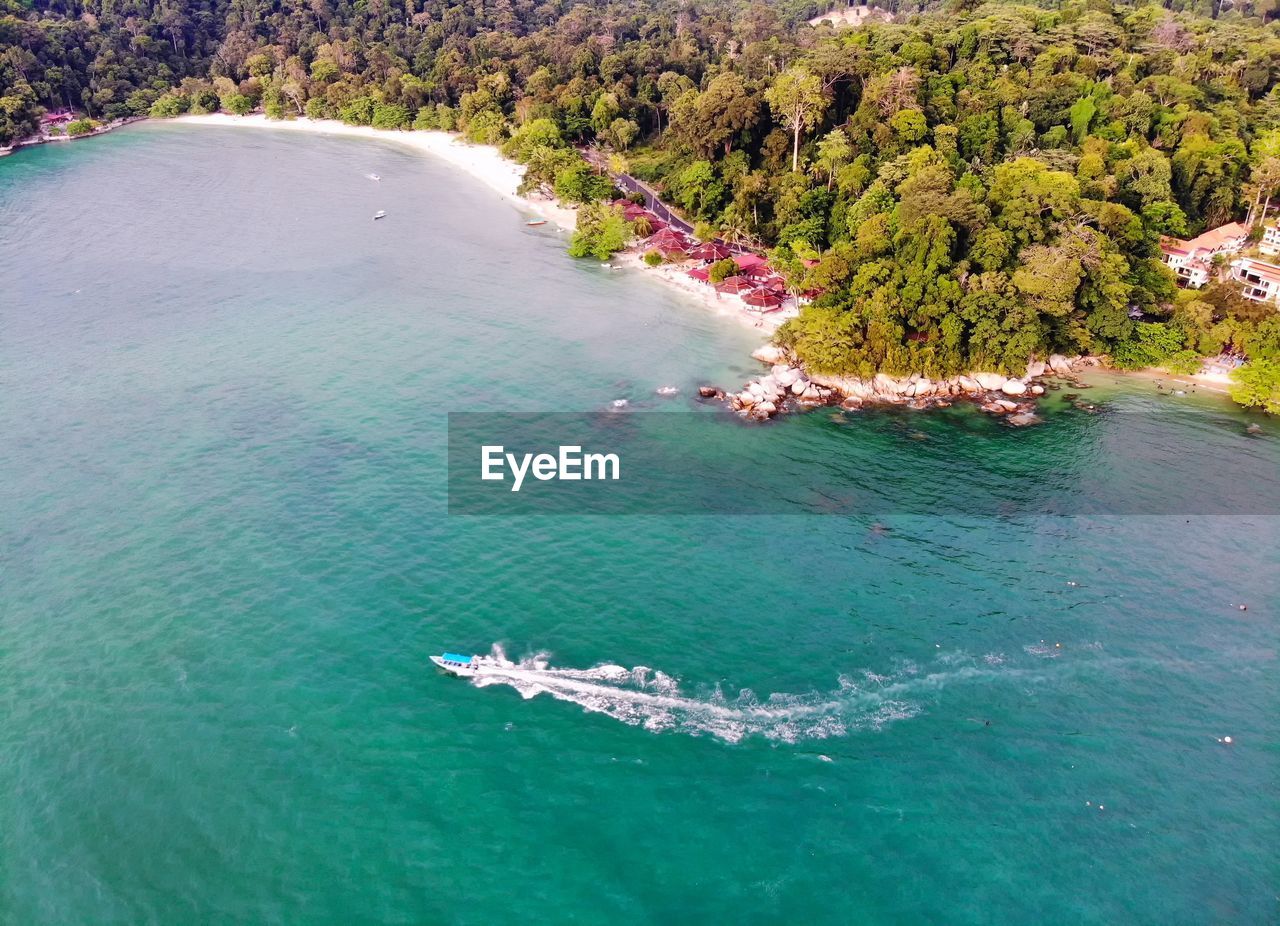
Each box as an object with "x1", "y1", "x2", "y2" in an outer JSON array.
[{"x1": 430, "y1": 654, "x2": 480, "y2": 677}]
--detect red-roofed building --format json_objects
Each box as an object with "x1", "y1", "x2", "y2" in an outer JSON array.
[
  {"x1": 41, "y1": 110, "x2": 73, "y2": 125},
  {"x1": 715, "y1": 276, "x2": 755, "y2": 295},
  {"x1": 1160, "y1": 221, "x2": 1250, "y2": 288},
  {"x1": 1190, "y1": 222, "x2": 1250, "y2": 252},
  {"x1": 648, "y1": 227, "x2": 688, "y2": 245},
  {"x1": 742, "y1": 289, "x2": 783, "y2": 310},
  {"x1": 733, "y1": 253, "x2": 767, "y2": 274},
  {"x1": 1161, "y1": 243, "x2": 1212, "y2": 289},
  {"x1": 688, "y1": 241, "x2": 732, "y2": 262}
]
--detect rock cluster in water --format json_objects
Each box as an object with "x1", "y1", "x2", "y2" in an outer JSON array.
[
  {"x1": 729, "y1": 363, "x2": 837, "y2": 420},
  {"x1": 723, "y1": 345, "x2": 1100, "y2": 425}
]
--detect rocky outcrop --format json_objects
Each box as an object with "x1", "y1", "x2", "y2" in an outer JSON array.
[
  {"x1": 729, "y1": 345, "x2": 1094, "y2": 422},
  {"x1": 751, "y1": 344, "x2": 788, "y2": 365},
  {"x1": 731, "y1": 361, "x2": 835, "y2": 418}
]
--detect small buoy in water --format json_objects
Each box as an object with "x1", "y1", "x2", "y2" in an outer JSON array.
[
  {"x1": 1224, "y1": 736, "x2": 1233, "y2": 744},
  {"x1": 1055, "y1": 642, "x2": 1062, "y2": 648},
  {"x1": 1098, "y1": 805, "x2": 1105, "y2": 811}
]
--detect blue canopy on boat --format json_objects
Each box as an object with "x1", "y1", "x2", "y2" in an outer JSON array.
[{"x1": 442, "y1": 653, "x2": 473, "y2": 663}]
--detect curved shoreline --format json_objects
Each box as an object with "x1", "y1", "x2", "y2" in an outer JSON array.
[
  {"x1": 0, "y1": 114, "x2": 146, "y2": 157},
  {"x1": 169, "y1": 114, "x2": 788, "y2": 336},
  {"x1": 33, "y1": 113, "x2": 1253, "y2": 410},
  {"x1": 173, "y1": 113, "x2": 581, "y2": 231}
]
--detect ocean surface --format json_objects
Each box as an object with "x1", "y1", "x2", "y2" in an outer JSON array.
[{"x1": 1, "y1": 124, "x2": 1277, "y2": 925}]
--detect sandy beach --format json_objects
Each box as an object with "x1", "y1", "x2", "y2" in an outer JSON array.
[
  {"x1": 172, "y1": 113, "x2": 790, "y2": 338},
  {"x1": 1121, "y1": 366, "x2": 1235, "y2": 394},
  {"x1": 174, "y1": 113, "x2": 580, "y2": 231},
  {"x1": 612, "y1": 250, "x2": 795, "y2": 334}
]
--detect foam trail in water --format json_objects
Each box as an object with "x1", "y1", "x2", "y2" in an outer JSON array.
[{"x1": 463, "y1": 645, "x2": 1016, "y2": 744}]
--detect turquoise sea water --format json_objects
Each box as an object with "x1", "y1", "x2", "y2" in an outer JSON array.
[{"x1": 1, "y1": 125, "x2": 1277, "y2": 924}]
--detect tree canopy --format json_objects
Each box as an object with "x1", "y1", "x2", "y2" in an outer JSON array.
[{"x1": 4, "y1": 0, "x2": 1280, "y2": 397}]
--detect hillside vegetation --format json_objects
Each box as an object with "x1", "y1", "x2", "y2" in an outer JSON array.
[{"x1": 3, "y1": 0, "x2": 1279, "y2": 406}]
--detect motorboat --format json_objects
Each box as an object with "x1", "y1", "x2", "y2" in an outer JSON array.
[
  {"x1": 373, "y1": 210, "x2": 387, "y2": 220},
  {"x1": 431, "y1": 652, "x2": 483, "y2": 676}
]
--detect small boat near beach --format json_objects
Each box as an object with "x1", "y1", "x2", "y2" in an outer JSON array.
[
  {"x1": 525, "y1": 219, "x2": 547, "y2": 226},
  {"x1": 373, "y1": 210, "x2": 387, "y2": 220},
  {"x1": 368, "y1": 173, "x2": 381, "y2": 181},
  {"x1": 431, "y1": 652, "x2": 484, "y2": 676}
]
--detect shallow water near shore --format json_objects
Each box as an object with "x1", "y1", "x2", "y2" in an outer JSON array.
[{"x1": 2, "y1": 124, "x2": 1278, "y2": 924}]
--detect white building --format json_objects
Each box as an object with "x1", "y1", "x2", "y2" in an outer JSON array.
[
  {"x1": 1231, "y1": 257, "x2": 1280, "y2": 304},
  {"x1": 1160, "y1": 221, "x2": 1250, "y2": 288},
  {"x1": 1259, "y1": 224, "x2": 1280, "y2": 256},
  {"x1": 1160, "y1": 245, "x2": 1212, "y2": 288}
]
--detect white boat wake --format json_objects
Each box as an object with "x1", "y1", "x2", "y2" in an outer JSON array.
[{"x1": 459, "y1": 645, "x2": 1020, "y2": 744}]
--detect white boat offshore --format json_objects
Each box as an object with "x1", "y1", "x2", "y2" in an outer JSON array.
[{"x1": 430, "y1": 652, "x2": 485, "y2": 676}]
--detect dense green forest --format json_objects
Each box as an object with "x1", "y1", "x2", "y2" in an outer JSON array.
[{"x1": 3, "y1": 0, "x2": 1279, "y2": 408}]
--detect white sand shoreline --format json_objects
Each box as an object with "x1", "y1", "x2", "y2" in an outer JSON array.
[
  {"x1": 171, "y1": 113, "x2": 784, "y2": 337},
  {"x1": 1123, "y1": 365, "x2": 1235, "y2": 395},
  {"x1": 174, "y1": 113, "x2": 580, "y2": 231},
  {"x1": 612, "y1": 249, "x2": 789, "y2": 334}
]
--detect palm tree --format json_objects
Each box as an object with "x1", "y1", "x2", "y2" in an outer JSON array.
[{"x1": 718, "y1": 206, "x2": 751, "y2": 246}]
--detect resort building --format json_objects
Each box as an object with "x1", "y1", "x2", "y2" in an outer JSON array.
[
  {"x1": 1160, "y1": 244, "x2": 1212, "y2": 288},
  {"x1": 1160, "y1": 221, "x2": 1250, "y2": 288},
  {"x1": 1231, "y1": 257, "x2": 1280, "y2": 304},
  {"x1": 1259, "y1": 223, "x2": 1280, "y2": 257}
]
